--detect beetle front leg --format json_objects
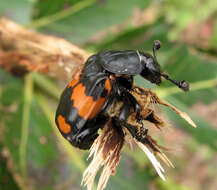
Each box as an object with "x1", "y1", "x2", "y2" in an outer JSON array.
[
  {"x1": 113, "y1": 116, "x2": 146, "y2": 144},
  {"x1": 126, "y1": 91, "x2": 142, "y2": 115},
  {"x1": 112, "y1": 117, "x2": 138, "y2": 138},
  {"x1": 121, "y1": 90, "x2": 143, "y2": 126},
  {"x1": 114, "y1": 102, "x2": 150, "y2": 149},
  {"x1": 112, "y1": 117, "x2": 158, "y2": 151}
]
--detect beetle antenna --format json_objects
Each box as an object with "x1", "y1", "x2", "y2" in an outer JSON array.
[
  {"x1": 161, "y1": 73, "x2": 190, "y2": 91},
  {"x1": 153, "y1": 40, "x2": 161, "y2": 59}
]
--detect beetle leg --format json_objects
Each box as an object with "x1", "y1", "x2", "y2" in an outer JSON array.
[
  {"x1": 70, "y1": 125, "x2": 99, "y2": 149},
  {"x1": 113, "y1": 117, "x2": 138, "y2": 138},
  {"x1": 110, "y1": 117, "x2": 125, "y2": 137},
  {"x1": 118, "y1": 89, "x2": 143, "y2": 126},
  {"x1": 116, "y1": 76, "x2": 133, "y2": 90},
  {"x1": 126, "y1": 91, "x2": 141, "y2": 115},
  {"x1": 99, "y1": 87, "x2": 116, "y2": 114},
  {"x1": 116, "y1": 76, "x2": 137, "y2": 106},
  {"x1": 137, "y1": 133, "x2": 159, "y2": 152},
  {"x1": 75, "y1": 127, "x2": 99, "y2": 143},
  {"x1": 120, "y1": 90, "x2": 143, "y2": 127},
  {"x1": 113, "y1": 98, "x2": 137, "y2": 138},
  {"x1": 72, "y1": 114, "x2": 109, "y2": 149},
  {"x1": 112, "y1": 117, "x2": 157, "y2": 151}
]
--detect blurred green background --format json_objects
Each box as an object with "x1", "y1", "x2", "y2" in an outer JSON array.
[{"x1": 0, "y1": 0, "x2": 217, "y2": 190}]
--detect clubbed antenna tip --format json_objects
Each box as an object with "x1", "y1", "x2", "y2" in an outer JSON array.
[
  {"x1": 178, "y1": 80, "x2": 190, "y2": 91},
  {"x1": 153, "y1": 40, "x2": 161, "y2": 59},
  {"x1": 161, "y1": 73, "x2": 190, "y2": 92},
  {"x1": 154, "y1": 40, "x2": 161, "y2": 50}
]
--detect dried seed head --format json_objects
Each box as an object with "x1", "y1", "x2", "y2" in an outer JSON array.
[
  {"x1": 82, "y1": 85, "x2": 196, "y2": 190},
  {"x1": 82, "y1": 119, "x2": 124, "y2": 190}
]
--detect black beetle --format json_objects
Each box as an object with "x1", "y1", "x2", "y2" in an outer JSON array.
[{"x1": 55, "y1": 40, "x2": 189, "y2": 149}]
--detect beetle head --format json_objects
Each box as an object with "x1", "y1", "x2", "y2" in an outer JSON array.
[
  {"x1": 139, "y1": 40, "x2": 162, "y2": 85},
  {"x1": 140, "y1": 40, "x2": 189, "y2": 91}
]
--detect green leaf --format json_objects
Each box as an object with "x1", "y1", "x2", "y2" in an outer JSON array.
[
  {"x1": 0, "y1": 70, "x2": 59, "y2": 189},
  {"x1": 32, "y1": 73, "x2": 60, "y2": 100},
  {"x1": 33, "y1": 0, "x2": 71, "y2": 18},
  {"x1": 164, "y1": 97, "x2": 217, "y2": 151},
  {"x1": 157, "y1": 177, "x2": 192, "y2": 190},
  {"x1": 0, "y1": 0, "x2": 33, "y2": 24},
  {"x1": 0, "y1": 145, "x2": 20, "y2": 190},
  {"x1": 92, "y1": 18, "x2": 171, "y2": 51},
  {"x1": 156, "y1": 45, "x2": 217, "y2": 105},
  {"x1": 31, "y1": 0, "x2": 152, "y2": 44},
  {"x1": 106, "y1": 156, "x2": 152, "y2": 190},
  {"x1": 162, "y1": 0, "x2": 217, "y2": 41}
]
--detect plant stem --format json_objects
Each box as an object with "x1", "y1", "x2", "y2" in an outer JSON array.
[
  {"x1": 26, "y1": 0, "x2": 97, "y2": 29},
  {"x1": 19, "y1": 74, "x2": 33, "y2": 179}
]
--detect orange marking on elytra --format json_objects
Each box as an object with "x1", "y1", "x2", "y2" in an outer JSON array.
[
  {"x1": 104, "y1": 76, "x2": 112, "y2": 92},
  {"x1": 67, "y1": 79, "x2": 79, "y2": 88},
  {"x1": 57, "y1": 115, "x2": 71, "y2": 134},
  {"x1": 71, "y1": 77, "x2": 112, "y2": 120}
]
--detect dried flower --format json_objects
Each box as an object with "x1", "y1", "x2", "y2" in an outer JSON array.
[{"x1": 81, "y1": 86, "x2": 196, "y2": 190}]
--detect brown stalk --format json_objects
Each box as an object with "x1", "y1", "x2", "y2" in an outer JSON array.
[{"x1": 0, "y1": 18, "x2": 89, "y2": 80}]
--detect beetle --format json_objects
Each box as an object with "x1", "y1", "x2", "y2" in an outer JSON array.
[{"x1": 55, "y1": 40, "x2": 189, "y2": 149}]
